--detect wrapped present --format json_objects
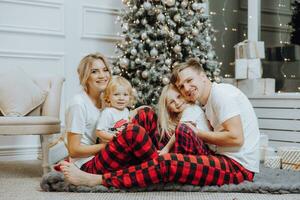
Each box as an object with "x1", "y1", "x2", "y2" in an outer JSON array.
[
  {"x1": 266, "y1": 44, "x2": 300, "y2": 61},
  {"x1": 264, "y1": 156, "x2": 281, "y2": 169},
  {"x1": 235, "y1": 59, "x2": 248, "y2": 79},
  {"x1": 247, "y1": 59, "x2": 262, "y2": 79},
  {"x1": 235, "y1": 59, "x2": 262, "y2": 79},
  {"x1": 234, "y1": 40, "x2": 265, "y2": 59},
  {"x1": 278, "y1": 147, "x2": 300, "y2": 171},
  {"x1": 237, "y1": 78, "x2": 275, "y2": 96}
]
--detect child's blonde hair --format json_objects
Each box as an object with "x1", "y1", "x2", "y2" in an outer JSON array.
[
  {"x1": 103, "y1": 76, "x2": 136, "y2": 108},
  {"x1": 158, "y1": 84, "x2": 182, "y2": 141}
]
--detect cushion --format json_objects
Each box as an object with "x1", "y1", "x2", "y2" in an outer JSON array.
[{"x1": 0, "y1": 66, "x2": 48, "y2": 116}]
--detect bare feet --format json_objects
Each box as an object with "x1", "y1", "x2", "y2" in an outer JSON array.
[{"x1": 60, "y1": 161, "x2": 103, "y2": 187}]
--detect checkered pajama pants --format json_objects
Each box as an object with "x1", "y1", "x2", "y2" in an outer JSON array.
[
  {"x1": 102, "y1": 153, "x2": 254, "y2": 188},
  {"x1": 81, "y1": 107, "x2": 254, "y2": 188}
]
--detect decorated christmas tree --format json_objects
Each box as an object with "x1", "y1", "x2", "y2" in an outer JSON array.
[
  {"x1": 114, "y1": 0, "x2": 220, "y2": 106},
  {"x1": 290, "y1": 0, "x2": 300, "y2": 45}
]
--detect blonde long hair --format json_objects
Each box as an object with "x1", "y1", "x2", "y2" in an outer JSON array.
[
  {"x1": 158, "y1": 84, "x2": 182, "y2": 141},
  {"x1": 77, "y1": 52, "x2": 112, "y2": 108},
  {"x1": 77, "y1": 52, "x2": 112, "y2": 92}
]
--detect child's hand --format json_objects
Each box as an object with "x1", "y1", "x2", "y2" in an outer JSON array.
[{"x1": 158, "y1": 147, "x2": 169, "y2": 156}]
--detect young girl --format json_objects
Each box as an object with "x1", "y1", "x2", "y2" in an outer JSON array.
[
  {"x1": 95, "y1": 76, "x2": 135, "y2": 143},
  {"x1": 158, "y1": 84, "x2": 211, "y2": 155}
]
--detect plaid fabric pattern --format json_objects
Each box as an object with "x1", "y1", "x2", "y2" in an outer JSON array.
[
  {"x1": 102, "y1": 153, "x2": 254, "y2": 188},
  {"x1": 81, "y1": 123, "x2": 158, "y2": 174},
  {"x1": 174, "y1": 123, "x2": 213, "y2": 155},
  {"x1": 81, "y1": 107, "x2": 160, "y2": 174},
  {"x1": 131, "y1": 107, "x2": 160, "y2": 148}
]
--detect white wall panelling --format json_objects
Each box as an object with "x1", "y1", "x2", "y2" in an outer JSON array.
[
  {"x1": 81, "y1": 5, "x2": 121, "y2": 41},
  {"x1": 0, "y1": 0, "x2": 65, "y2": 36}
]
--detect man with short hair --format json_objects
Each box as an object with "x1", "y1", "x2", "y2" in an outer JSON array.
[{"x1": 170, "y1": 58, "x2": 260, "y2": 175}]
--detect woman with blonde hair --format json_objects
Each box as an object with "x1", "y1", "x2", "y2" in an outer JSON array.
[{"x1": 62, "y1": 52, "x2": 161, "y2": 175}]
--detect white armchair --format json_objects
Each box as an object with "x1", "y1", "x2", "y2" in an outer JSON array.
[{"x1": 0, "y1": 75, "x2": 65, "y2": 175}]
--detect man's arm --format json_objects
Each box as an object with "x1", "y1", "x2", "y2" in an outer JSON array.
[{"x1": 188, "y1": 115, "x2": 244, "y2": 147}]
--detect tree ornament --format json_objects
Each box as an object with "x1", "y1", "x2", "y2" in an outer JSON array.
[
  {"x1": 142, "y1": 18, "x2": 148, "y2": 25},
  {"x1": 135, "y1": 58, "x2": 141, "y2": 64},
  {"x1": 143, "y1": 1, "x2": 152, "y2": 10},
  {"x1": 114, "y1": 67, "x2": 121, "y2": 74},
  {"x1": 163, "y1": 0, "x2": 175, "y2": 7},
  {"x1": 122, "y1": 23, "x2": 129, "y2": 31},
  {"x1": 181, "y1": 1, "x2": 188, "y2": 8},
  {"x1": 178, "y1": 27, "x2": 185, "y2": 34},
  {"x1": 162, "y1": 77, "x2": 170, "y2": 85},
  {"x1": 122, "y1": 0, "x2": 129, "y2": 4},
  {"x1": 141, "y1": 32, "x2": 148, "y2": 40},
  {"x1": 183, "y1": 38, "x2": 190, "y2": 45},
  {"x1": 206, "y1": 36, "x2": 211, "y2": 42},
  {"x1": 157, "y1": 13, "x2": 165, "y2": 22},
  {"x1": 192, "y1": 28, "x2": 199, "y2": 36},
  {"x1": 173, "y1": 14, "x2": 181, "y2": 22},
  {"x1": 207, "y1": 52, "x2": 214, "y2": 60},
  {"x1": 165, "y1": 58, "x2": 172, "y2": 65},
  {"x1": 120, "y1": 58, "x2": 129, "y2": 69},
  {"x1": 131, "y1": 48, "x2": 137, "y2": 56},
  {"x1": 150, "y1": 48, "x2": 158, "y2": 57},
  {"x1": 192, "y1": 3, "x2": 200, "y2": 11},
  {"x1": 173, "y1": 45, "x2": 182, "y2": 53},
  {"x1": 200, "y1": 59, "x2": 206, "y2": 64},
  {"x1": 142, "y1": 70, "x2": 149, "y2": 79},
  {"x1": 188, "y1": 10, "x2": 194, "y2": 16}
]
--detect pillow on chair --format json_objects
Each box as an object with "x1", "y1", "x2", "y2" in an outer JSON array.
[{"x1": 0, "y1": 66, "x2": 48, "y2": 116}]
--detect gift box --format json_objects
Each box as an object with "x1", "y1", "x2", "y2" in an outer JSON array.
[
  {"x1": 278, "y1": 147, "x2": 300, "y2": 171},
  {"x1": 235, "y1": 59, "x2": 248, "y2": 79},
  {"x1": 266, "y1": 44, "x2": 300, "y2": 61},
  {"x1": 235, "y1": 59, "x2": 262, "y2": 79},
  {"x1": 237, "y1": 78, "x2": 275, "y2": 96},
  {"x1": 234, "y1": 40, "x2": 265, "y2": 59}
]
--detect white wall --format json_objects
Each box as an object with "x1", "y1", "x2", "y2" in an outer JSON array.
[{"x1": 0, "y1": 0, "x2": 122, "y2": 160}]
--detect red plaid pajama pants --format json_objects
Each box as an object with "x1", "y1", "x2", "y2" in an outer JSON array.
[
  {"x1": 80, "y1": 107, "x2": 160, "y2": 174},
  {"x1": 102, "y1": 153, "x2": 254, "y2": 188}
]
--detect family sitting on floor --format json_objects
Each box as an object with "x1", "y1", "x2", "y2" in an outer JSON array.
[{"x1": 58, "y1": 52, "x2": 260, "y2": 188}]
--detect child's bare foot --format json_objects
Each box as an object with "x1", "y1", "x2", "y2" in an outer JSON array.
[{"x1": 60, "y1": 161, "x2": 102, "y2": 187}]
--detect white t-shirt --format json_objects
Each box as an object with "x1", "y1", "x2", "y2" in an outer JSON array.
[
  {"x1": 96, "y1": 107, "x2": 129, "y2": 133},
  {"x1": 180, "y1": 104, "x2": 210, "y2": 131},
  {"x1": 203, "y1": 83, "x2": 260, "y2": 173},
  {"x1": 65, "y1": 90, "x2": 101, "y2": 168}
]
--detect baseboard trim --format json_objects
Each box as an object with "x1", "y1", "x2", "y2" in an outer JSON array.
[{"x1": 0, "y1": 145, "x2": 41, "y2": 161}]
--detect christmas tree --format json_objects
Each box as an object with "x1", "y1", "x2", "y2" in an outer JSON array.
[
  {"x1": 114, "y1": 0, "x2": 220, "y2": 106},
  {"x1": 290, "y1": 0, "x2": 300, "y2": 45}
]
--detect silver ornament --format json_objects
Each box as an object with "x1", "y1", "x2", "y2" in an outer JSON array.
[
  {"x1": 143, "y1": 2, "x2": 152, "y2": 10},
  {"x1": 142, "y1": 70, "x2": 149, "y2": 79},
  {"x1": 142, "y1": 19, "x2": 148, "y2": 25},
  {"x1": 183, "y1": 38, "x2": 190, "y2": 45},
  {"x1": 207, "y1": 52, "x2": 214, "y2": 60},
  {"x1": 163, "y1": 0, "x2": 175, "y2": 7},
  {"x1": 162, "y1": 77, "x2": 170, "y2": 85},
  {"x1": 173, "y1": 45, "x2": 182, "y2": 53},
  {"x1": 165, "y1": 59, "x2": 172, "y2": 65},
  {"x1": 173, "y1": 14, "x2": 181, "y2": 22},
  {"x1": 120, "y1": 58, "x2": 129, "y2": 69},
  {"x1": 150, "y1": 48, "x2": 158, "y2": 57},
  {"x1": 206, "y1": 36, "x2": 211, "y2": 42},
  {"x1": 131, "y1": 48, "x2": 137, "y2": 56},
  {"x1": 192, "y1": 28, "x2": 199, "y2": 36},
  {"x1": 192, "y1": 3, "x2": 200, "y2": 11},
  {"x1": 122, "y1": 23, "x2": 129, "y2": 31},
  {"x1": 181, "y1": 1, "x2": 188, "y2": 8},
  {"x1": 178, "y1": 27, "x2": 185, "y2": 34},
  {"x1": 141, "y1": 32, "x2": 148, "y2": 40},
  {"x1": 113, "y1": 67, "x2": 121, "y2": 74},
  {"x1": 157, "y1": 13, "x2": 165, "y2": 22},
  {"x1": 200, "y1": 59, "x2": 206, "y2": 64},
  {"x1": 135, "y1": 58, "x2": 141, "y2": 64}
]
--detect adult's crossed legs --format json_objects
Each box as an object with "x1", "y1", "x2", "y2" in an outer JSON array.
[{"x1": 101, "y1": 153, "x2": 254, "y2": 188}]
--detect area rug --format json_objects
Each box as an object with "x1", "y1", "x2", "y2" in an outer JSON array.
[{"x1": 40, "y1": 165, "x2": 300, "y2": 194}]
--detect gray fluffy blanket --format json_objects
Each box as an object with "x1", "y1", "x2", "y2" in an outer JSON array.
[{"x1": 40, "y1": 165, "x2": 300, "y2": 194}]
